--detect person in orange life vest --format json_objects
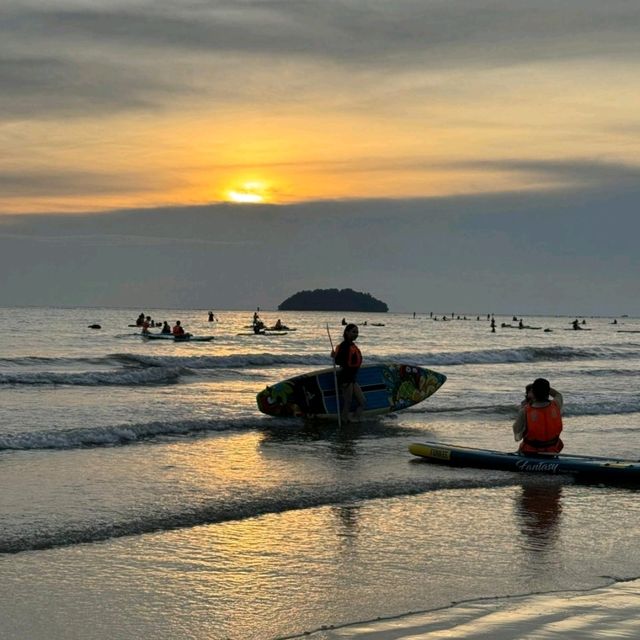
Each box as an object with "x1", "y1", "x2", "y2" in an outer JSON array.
[
  {"x1": 513, "y1": 378, "x2": 564, "y2": 453},
  {"x1": 172, "y1": 320, "x2": 185, "y2": 337},
  {"x1": 332, "y1": 323, "x2": 366, "y2": 422}
]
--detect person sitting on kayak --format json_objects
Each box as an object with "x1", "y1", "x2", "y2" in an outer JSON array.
[
  {"x1": 172, "y1": 321, "x2": 185, "y2": 337},
  {"x1": 513, "y1": 378, "x2": 564, "y2": 453},
  {"x1": 161, "y1": 321, "x2": 171, "y2": 335}
]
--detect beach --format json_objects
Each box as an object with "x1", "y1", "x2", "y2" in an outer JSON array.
[
  {"x1": 302, "y1": 579, "x2": 640, "y2": 639},
  {"x1": 1, "y1": 308, "x2": 639, "y2": 639}
]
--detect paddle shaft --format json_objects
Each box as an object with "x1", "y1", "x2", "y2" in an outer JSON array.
[{"x1": 326, "y1": 324, "x2": 342, "y2": 428}]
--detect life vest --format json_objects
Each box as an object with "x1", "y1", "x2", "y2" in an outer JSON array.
[
  {"x1": 336, "y1": 342, "x2": 362, "y2": 369},
  {"x1": 173, "y1": 325, "x2": 184, "y2": 336},
  {"x1": 521, "y1": 401, "x2": 563, "y2": 453}
]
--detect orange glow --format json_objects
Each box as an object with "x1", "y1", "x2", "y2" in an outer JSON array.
[
  {"x1": 226, "y1": 181, "x2": 270, "y2": 204},
  {"x1": 4, "y1": 57, "x2": 640, "y2": 215}
]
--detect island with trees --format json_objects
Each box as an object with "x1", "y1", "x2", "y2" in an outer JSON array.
[{"x1": 278, "y1": 288, "x2": 388, "y2": 312}]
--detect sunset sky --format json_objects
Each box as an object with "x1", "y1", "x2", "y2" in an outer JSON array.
[{"x1": 1, "y1": 1, "x2": 639, "y2": 312}]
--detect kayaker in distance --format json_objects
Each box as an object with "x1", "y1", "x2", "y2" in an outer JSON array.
[
  {"x1": 172, "y1": 320, "x2": 185, "y2": 337},
  {"x1": 513, "y1": 378, "x2": 564, "y2": 453}
]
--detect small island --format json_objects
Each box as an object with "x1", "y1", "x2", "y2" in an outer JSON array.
[{"x1": 278, "y1": 288, "x2": 388, "y2": 312}]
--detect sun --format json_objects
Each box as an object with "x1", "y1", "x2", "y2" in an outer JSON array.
[{"x1": 226, "y1": 181, "x2": 269, "y2": 204}]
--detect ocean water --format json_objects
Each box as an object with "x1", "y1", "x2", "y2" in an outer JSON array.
[{"x1": 1, "y1": 307, "x2": 640, "y2": 639}]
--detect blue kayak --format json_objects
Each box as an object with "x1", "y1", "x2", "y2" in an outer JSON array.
[{"x1": 409, "y1": 441, "x2": 640, "y2": 484}]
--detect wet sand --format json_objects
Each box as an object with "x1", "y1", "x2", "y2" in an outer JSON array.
[{"x1": 301, "y1": 579, "x2": 640, "y2": 639}]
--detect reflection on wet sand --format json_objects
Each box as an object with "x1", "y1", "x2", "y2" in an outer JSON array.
[{"x1": 515, "y1": 482, "x2": 564, "y2": 558}]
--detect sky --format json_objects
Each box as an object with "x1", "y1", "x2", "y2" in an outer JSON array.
[{"x1": 1, "y1": 1, "x2": 639, "y2": 313}]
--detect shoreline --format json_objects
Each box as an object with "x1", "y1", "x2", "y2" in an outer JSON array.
[{"x1": 291, "y1": 577, "x2": 640, "y2": 639}]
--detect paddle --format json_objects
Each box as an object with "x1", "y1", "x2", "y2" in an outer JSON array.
[{"x1": 326, "y1": 323, "x2": 342, "y2": 428}]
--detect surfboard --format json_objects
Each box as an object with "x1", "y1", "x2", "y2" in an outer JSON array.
[{"x1": 257, "y1": 363, "x2": 446, "y2": 419}]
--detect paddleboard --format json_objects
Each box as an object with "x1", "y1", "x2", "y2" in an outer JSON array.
[
  {"x1": 257, "y1": 363, "x2": 446, "y2": 419},
  {"x1": 237, "y1": 330, "x2": 288, "y2": 336},
  {"x1": 409, "y1": 441, "x2": 640, "y2": 485},
  {"x1": 142, "y1": 333, "x2": 213, "y2": 342}
]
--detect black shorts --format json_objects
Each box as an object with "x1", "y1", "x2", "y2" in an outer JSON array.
[{"x1": 338, "y1": 368, "x2": 358, "y2": 385}]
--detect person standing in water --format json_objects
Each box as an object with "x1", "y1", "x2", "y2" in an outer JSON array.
[{"x1": 332, "y1": 323, "x2": 366, "y2": 422}]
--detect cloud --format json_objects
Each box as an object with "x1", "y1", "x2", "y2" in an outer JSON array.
[
  {"x1": 0, "y1": 169, "x2": 161, "y2": 198},
  {"x1": 0, "y1": 56, "x2": 184, "y2": 118},
  {"x1": 8, "y1": 1, "x2": 639, "y2": 64},
  {"x1": 455, "y1": 158, "x2": 640, "y2": 190},
  {"x1": 2, "y1": 0, "x2": 639, "y2": 118}
]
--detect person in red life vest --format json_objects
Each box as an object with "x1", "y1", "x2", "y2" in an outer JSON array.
[
  {"x1": 141, "y1": 315, "x2": 152, "y2": 335},
  {"x1": 332, "y1": 323, "x2": 366, "y2": 422},
  {"x1": 172, "y1": 320, "x2": 185, "y2": 337},
  {"x1": 513, "y1": 378, "x2": 564, "y2": 453}
]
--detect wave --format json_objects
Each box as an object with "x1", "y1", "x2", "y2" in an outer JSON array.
[
  {"x1": 581, "y1": 368, "x2": 640, "y2": 378},
  {"x1": 112, "y1": 346, "x2": 640, "y2": 369},
  {"x1": 419, "y1": 345, "x2": 640, "y2": 366},
  {"x1": 412, "y1": 400, "x2": 640, "y2": 419},
  {"x1": 0, "y1": 417, "x2": 260, "y2": 450},
  {"x1": 0, "y1": 475, "x2": 529, "y2": 554},
  {"x1": 1, "y1": 344, "x2": 639, "y2": 374},
  {"x1": 0, "y1": 415, "x2": 422, "y2": 451},
  {"x1": 1, "y1": 344, "x2": 638, "y2": 387},
  {"x1": 0, "y1": 367, "x2": 184, "y2": 386}
]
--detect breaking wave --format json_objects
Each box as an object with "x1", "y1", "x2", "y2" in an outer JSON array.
[{"x1": 0, "y1": 367, "x2": 184, "y2": 386}]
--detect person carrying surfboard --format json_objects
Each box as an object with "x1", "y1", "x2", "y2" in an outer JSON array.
[
  {"x1": 513, "y1": 378, "x2": 564, "y2": 453},
  {"x1": 332, "y1": 323, "x2": 366, "y2": 422}
]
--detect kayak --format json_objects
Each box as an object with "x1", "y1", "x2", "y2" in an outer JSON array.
[
  {"x1": 142, "y1": 333, "x2": 214, "y2": 342},
  {"x1": 409, "y1": 441, "x2": 640, "y2": 484}
]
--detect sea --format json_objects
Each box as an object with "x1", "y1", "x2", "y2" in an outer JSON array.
[{"x1": 1, "y1": 307, "x2": 640, "y2": 640}]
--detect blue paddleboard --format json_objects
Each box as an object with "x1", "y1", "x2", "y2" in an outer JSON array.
[{"x1": 257, "y1": 363, "x2": 446, "y2": 419}]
